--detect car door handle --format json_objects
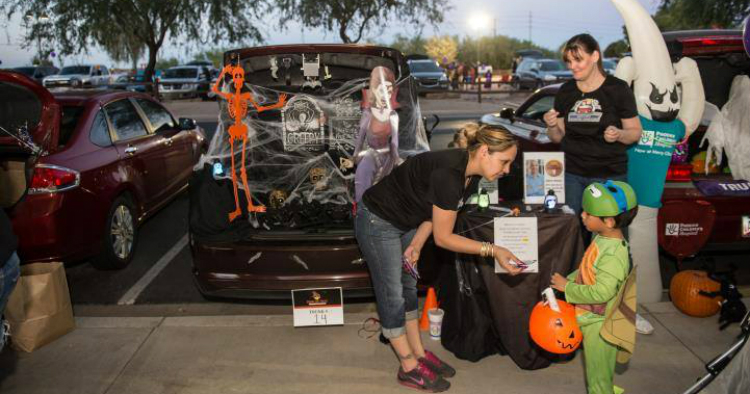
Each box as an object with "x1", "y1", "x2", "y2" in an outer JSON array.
[
  {"x1": 125, "y1": 145, "x2": 137, "y2": 156},
  {"x1": 162, "y1": 137, "x2": 173, "y2": 146}
]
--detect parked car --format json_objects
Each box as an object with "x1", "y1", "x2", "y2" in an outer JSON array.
[
  {"x1": 512, "y1": 58, "x2": 573, "y2": 90},
  {"x1": 11, "y1": 65, "x2": 59, "y2": 82},
  {"x1": 0, "y1": 71, "x2": 206, "y2": 269},
  {"x1": 43, "y1": 64, "x2": 112, "y2": 88},
  {"x1": 482, "y1": 29, "x2": 750, "y2": 249},
  {"x1": 407, "y1": 59, "x2": 449, "y2": 95},
  {"x1": 190, "y1": 44, "x2": 430, "y2": 298},
  {"x1": 603, "y1": 59, "x2": 618, "y2": 75},
  {"x1": 159, "y1": 66, "x2": 211, "y2": 100}
]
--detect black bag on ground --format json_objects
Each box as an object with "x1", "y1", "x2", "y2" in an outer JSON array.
[{"x1": 439, "y1": 255, "x2": 503, "y2": 362}]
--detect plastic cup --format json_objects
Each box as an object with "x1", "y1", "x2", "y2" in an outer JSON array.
[{"x1": 428, "y1": 308, "x2": 445, "y2": 340}]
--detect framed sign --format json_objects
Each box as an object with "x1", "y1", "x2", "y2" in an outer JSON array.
[
  {"x1": 523, "y1": 152, "x2": 565, "y2": 204},
  {"x1": 292, "y1": 287, "x2": 344, "y2": 327}
]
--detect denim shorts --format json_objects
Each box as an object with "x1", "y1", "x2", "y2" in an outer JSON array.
[{"x1": 355, "y1": 205, "x2": 418, "y2": 339}]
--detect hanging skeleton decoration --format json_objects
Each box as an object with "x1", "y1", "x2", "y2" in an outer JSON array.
[
  {"x1": 353, "y1": 66, "x2": 401, "y2": 202},
  {"x1": 611, "y1": 0, "x2": 705, "y2": 303},
  {"x1": 212, "y1": 59, "x2": 287, "y2": 222}
]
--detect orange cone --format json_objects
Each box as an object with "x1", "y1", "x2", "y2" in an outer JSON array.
[{"x1": 419, "y1": 287, "x2": 439, "y2": 331}]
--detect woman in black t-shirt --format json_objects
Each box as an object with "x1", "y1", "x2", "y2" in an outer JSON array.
[
  {"x1": 543, "y1": 34, "x2": 642, "y2": 214},
  {"x1": 355, "y1": 124, "x2": 523, "y2": 391}
]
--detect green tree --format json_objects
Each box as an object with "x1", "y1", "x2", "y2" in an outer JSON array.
[
  {"x1": 155, "y1": 57, "x2": 180, "y2": 71},
  {"x1": 276, "y1": 0, "x2": 449, "y2": 44},
  {"x1": 604, "y1": 39, "x2": 629, "y2": 58},
  {"x1": 1, "y1": 0, "x2": 266, "y2": 87},
  {"x1": 191, "y1": 48, "x2": 229, "y2": 68},
  {"x1": 389, "y1": 34, "x2": 427, "y2": 56},
  {"x1": 654, "y1": 0, "x2": 750, "y2": 30},
  {"x1": 96, "y1": 30, "x2": 145, "y2": 73},
  {"x1": 424, "y1": 35, "x2": 457, "y2": 65}
]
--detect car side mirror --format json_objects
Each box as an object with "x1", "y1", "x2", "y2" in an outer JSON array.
[
  {"x1": 500, "y1": 107, "x2": 515, "y2": 121},
  {"x1": 179, "y1": 118, "x2": 197, "y2": 130}
]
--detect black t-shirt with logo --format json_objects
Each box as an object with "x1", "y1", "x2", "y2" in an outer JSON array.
[
  {"x1": 363, "y1": 149, "x2": 481, "y2": 230},
  {"x1": 554, "y1": 75, "x2": 638, "y2": 177}
]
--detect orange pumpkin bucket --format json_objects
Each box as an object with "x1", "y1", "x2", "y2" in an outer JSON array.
[{"x1": 529, "y1": 297, "x2": 582, "y2": 354}]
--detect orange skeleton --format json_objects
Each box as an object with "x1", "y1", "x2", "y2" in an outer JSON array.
[{"x1": 212, "y1": 63, "x2": 287, "y2": 222}]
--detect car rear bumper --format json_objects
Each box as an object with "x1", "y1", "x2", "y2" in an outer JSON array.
[
  {"x1": 662, "y1": 182, "x2": 750, "y2": 247},
  {"x1": 11, "y1": 190, "x2": 105, "y2": 262},
  {"x1": 190, "y1": 236, "x2": 372, "y2": 298}
]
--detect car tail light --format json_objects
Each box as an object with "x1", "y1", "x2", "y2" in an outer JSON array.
[
  {"x1": 679, "y1": 36, "x2": 744, "y2": 56},
  {"x1": 666, "y1": 163, "x2": 693, "y2": 182},
  {"x1": 28, "y1": 164, "x2": 80, "y2": 194}
]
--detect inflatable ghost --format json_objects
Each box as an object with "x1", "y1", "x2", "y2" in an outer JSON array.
[
  {"x1": 353, "y1": 66, "x2": 401, "y2": 202},
  {"x1": 612, "y1": 0, "x2": 705, "y2": 303}
]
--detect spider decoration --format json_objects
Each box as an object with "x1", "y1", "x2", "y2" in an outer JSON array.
[{"x1": 212, "y1": 61, "x2": 287, "y2": 222}]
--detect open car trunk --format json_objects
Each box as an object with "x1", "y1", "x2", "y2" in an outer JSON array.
[
  {"x1": 0, "y1": 71, "x2": 60, "y2": 209},
  {"x1": 190, "y1": 46, "x2": 429, "y2": 242}
]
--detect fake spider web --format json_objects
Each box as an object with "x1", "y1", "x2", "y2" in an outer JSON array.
[{"x1": 198, "y1": 74, "x2": 429, "y2": 231}]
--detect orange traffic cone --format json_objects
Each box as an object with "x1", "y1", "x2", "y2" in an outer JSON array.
[{"x1": 419, "y1": 287, "x2": 439, "y2": 331}]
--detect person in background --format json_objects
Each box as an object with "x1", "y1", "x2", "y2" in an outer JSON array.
[{"x1": 0, "y1": 208, "x2": 20, "y2": 352}]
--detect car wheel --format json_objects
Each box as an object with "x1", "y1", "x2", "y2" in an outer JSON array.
[{"x1": 92, "y1": 195, "x2": 138, "y2": 270}]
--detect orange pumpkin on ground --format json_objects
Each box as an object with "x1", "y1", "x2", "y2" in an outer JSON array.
[
  {"x1": 529, "y1": 300, "x2": 582, "y2": 354},
  {"x1": 669, "y1": 270, "x2": 722, "y2": 317}
]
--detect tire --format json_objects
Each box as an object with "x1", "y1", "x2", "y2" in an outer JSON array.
[{"x1": 92, "y1": 195, "x2": 138, "y2": 270}]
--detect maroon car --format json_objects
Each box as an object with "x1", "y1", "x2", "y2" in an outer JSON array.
[
  {"x1": 190, "y1": 44, "x2": 429, "y2": 298},
  {"x1": 482, "y1": 29, "x2": 750, "y2": 250},
  {"x1": 0, "y1": 71, "x2": 206, "y2": 269}
]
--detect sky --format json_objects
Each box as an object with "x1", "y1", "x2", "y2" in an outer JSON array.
[{"x1": 0, "y1": 0, "x2": 661, "y2": 69}]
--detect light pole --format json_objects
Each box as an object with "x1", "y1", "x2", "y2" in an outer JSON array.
[{"x1": 469, "y1": 15, "x2": 490, "y2": 87}]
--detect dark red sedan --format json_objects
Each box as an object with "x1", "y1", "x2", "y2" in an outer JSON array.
[{"x1": 1, "y1": 71, "x2": 206, "y2": 269}]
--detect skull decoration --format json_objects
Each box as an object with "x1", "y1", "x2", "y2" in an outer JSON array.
[
  {"x1": 309, "y1": 167, "x2": 327, "y2": 190},
  {"x1": 269, "y1": 189, "x2": 288, "y2": 209},
  {"x1": 529, "y1": 299, "x2": 582, "y2": 354}
]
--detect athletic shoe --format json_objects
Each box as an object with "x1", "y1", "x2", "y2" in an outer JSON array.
[
  {"x1": 420, "y1": 350, "x2": 456, "y2": 378},
  {"x1": 636, "y1": 313, "x2": 655, "y2": 335},
  {"x1": 397, "y1": 361, "x2": 451, "y2": 392}
]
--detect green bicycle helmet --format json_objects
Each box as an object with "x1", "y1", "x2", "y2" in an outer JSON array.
[{"x1": 582, "y1": 180, "x2": 637, "y2": 217}]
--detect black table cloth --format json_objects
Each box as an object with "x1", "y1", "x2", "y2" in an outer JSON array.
[{"x1": 440, "y1": 206, "x2": 584, "y2": 370}]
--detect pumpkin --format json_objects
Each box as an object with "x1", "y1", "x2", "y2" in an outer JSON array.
[
  {"x1": 529, "y1": 300, "x2": 582, "y2": 354},
  {"x1": 669, "y1": 270, "x2": 722, "y2": 317}
]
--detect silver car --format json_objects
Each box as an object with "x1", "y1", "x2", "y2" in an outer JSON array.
[
  {"x1": 159, "y1": 66, "x2": 211, "y2": 100},
  {"x1": 43, "y1": 64, "x2": 112, "y2": 88}
]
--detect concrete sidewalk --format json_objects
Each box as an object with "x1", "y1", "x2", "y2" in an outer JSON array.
[{"x1": 0, "y1": 301, "x2": 745, "y2": 394}]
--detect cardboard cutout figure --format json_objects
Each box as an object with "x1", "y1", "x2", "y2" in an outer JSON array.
[
  {"x1": 212, "y1": 62, "x2": 287, "y2": 222},
  {"x1": 353, "y1": 66, "x2": 401, "y2": 202},
  {"x1": 612, "y1": 0, "x2": 705, "y2": 304}
]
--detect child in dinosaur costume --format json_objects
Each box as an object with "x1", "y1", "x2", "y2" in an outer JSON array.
[{"x1": 552, "y1": 181, "x2": 639, "y2": 394}]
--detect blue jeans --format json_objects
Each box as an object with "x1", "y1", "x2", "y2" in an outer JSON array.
[
  {"x1": 1, "y1": 252, "x2": 21, "y2": 351},
  {"x1": 355, "y1": 205, "x2": 418, "y2": 338},
  {"x1": 565, "y1": 172, "x2": 628, "y2": 215}
]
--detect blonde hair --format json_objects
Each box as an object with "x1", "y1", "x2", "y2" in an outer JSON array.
[{"x1": 464, "y1": 123, "x2": 517, "y2": 154}]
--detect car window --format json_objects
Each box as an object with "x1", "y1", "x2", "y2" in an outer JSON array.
[
  {"x1": 540, "y1": 61, "x2": 564, "y2": 71},
  {"x1": 89, "y1": 110, "x2": 112, "y2": 147},
  {"x1": 100, "y1": 66, "x2": 109, "y2": 75},
  {"x1": 59, "y1": 106, "x2": 86, "y2": 147},
  {"x1": 0, "y1": 81, "x2": 42, "y2": 136},
  {"x1": 163, "y1": 68, "x2": 198, "y2": 79},
  {"x1": 135, "y1": 98, "x2": 175, "y2": 132},
  {"x1": 60, "y1": 66, "x2": 90, "y2": 75},
  {"x1": 519, "y1": 95, "x2": 555, "y2": 121},
  {"x1": 104, "y1": 99, "x2": 148, "y2": 141}
]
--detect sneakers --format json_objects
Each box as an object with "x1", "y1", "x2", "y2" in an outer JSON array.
[
  {"x1": 397, "y1": 361, "x2": 451, "y2": 392},
  {"x1": 636, "y1": 313, "x2": 655, "y2": 335},
  {"x1": 419, "y1": 350, "x2": 456, "y2": 378}
]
